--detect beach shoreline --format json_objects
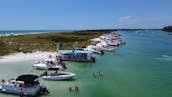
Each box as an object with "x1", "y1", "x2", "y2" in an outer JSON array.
[{"x1": 0, "y1": 51, "x2": 54, "y2": 63}]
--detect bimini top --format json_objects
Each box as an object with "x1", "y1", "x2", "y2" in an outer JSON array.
[
  {"x1": 58, "y1": 50, "x2": 92, "y2": 54},
  {"x1": 16, "y1": 74, "x2": 39, "y2": 84}
]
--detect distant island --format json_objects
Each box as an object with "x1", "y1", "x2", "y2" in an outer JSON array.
[
  {"x1": 0, "y1": 29, "x2": 116, "y2": 56},
  {"x1": 162, "y1": 26, "x2": 172, "y2": 32}
]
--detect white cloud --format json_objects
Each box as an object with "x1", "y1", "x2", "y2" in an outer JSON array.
[
  {"x1": 118, "y1": 16, "x2": 140, "y2": 23},
  {"x1": 117, "y1": 16, "x2": 172, "y2": 28}
]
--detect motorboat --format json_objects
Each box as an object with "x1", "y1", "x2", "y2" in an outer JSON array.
[
  {"x1": 106, "y1": 40, "x2": 119, "y2": 46},
  {"x1": 41, "y1": 70, "x2": 76, "y2": 81},
  {"x1": 56, "y1": 43, "x2": 96, "y2": 62},
  {"x1": 57, "y1": 50, "x2": 96, "y2": 62},
  {"x1": 107, "y1": 39, "x2": 124, "y2": 46},
  {"x1": 0, "y1": 74, "x2": 49, "y2": 97},
  {"x1": 95, "y1": 45, "x2": 114, "y2": 51},
  {"x1": 33, "y1": 58, "x2": 66, "y2": 70},
  {"x1": 85, "y1": 45, "x2": 104, "y2": 55},
  {"x1": 87, "y1": 44, "x2": 113, "y2": 52}
]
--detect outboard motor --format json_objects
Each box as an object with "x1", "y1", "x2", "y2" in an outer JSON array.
[
  {"x1": 40, "y1": 84, "x2": 49, "y2": 95},
  {"x1": 61, "y1": 62, "x2": 67, "y2": 70},
  {"x1": 100, "y1": 51, "x2": 104, "y2": 55},
  {"x1": 91, "y1": 56, "x2": 96, "y2": 62}
]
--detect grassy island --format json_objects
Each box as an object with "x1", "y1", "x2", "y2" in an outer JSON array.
[
  {"x1": 0, "y1": 29, "x2": 116, "y2": 56},
  {"x1": 162, "y1": 26, "x2": 172, "y2": 32}
]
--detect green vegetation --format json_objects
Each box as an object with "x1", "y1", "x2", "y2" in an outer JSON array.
[
  {"x1": 162, "y1": 26, "x2": 172, "y2": 32},
  {"x1": 0, "y1": 29, "x2": 116, "y2": 56}
]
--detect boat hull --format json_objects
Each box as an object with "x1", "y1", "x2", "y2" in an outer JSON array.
[
  {"x1": 33, "y1": 63, "x2": 62, "y2": 70},
  {"x1": 42, "y1": 72, "x2": 76, "y2": 80},
  {"x1": 0, "y1": 84, "x2": 47, "y2": 96}
]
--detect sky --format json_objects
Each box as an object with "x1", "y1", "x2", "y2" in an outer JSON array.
[{"x1": 0, "y1": 0, "x2": 172, "y2": 30}]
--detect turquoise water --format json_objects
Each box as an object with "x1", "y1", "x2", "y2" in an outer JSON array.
[{"x1": 0, "y1": 30, "x2": 172, "y2": 97}]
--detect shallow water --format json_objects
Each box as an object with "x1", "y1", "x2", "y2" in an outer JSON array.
[{"x1": 0, "y1": 30, "x2": 172, "y2": 97}]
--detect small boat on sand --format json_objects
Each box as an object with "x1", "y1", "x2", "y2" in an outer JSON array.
[
  {"x1": 85, "y1": 45, "x2": 104, "y2": 55},
  {"x1": 0, "y1": 74, "x2": 49, "y2": 97},
  {"x1": 33, "y1": 58, "x2": 67, "y2": 70}
]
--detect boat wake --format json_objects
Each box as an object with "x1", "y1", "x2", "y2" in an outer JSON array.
[
  {"x1": 0, "y1": 51, "x2": 54, "y2": 63},
  {"x1": 155, "y1": 55, "x2": 172, "y2": 62}
]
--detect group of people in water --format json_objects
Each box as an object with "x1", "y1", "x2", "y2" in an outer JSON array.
[
  {"x1": 92, "y1": 71, "x2": 103, "y2": 78},
  {"x1": 67, "y1": 71, "x2": 103, "y2": 93},
  {"x1": 69, "y1": 86, "x2": 79, "y2": 92}
]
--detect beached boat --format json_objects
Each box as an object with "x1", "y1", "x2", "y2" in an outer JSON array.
[
  {"x1": 106, "y1": 40, "x2": 120, "y2": 46},
  {"x1": 33, "y1": 58, "x2": 67, "y2": 70},
  {"x1": 0, "y1": 74, "x2": 49, "y2": 97},
  {"x1": 87, "y1": 44, "x2": 113, "y2": 52},
  {"x1": 95, "y1": 45, "x2": 114, "y2": 51},
  {"x1": 86, "y1": 45, "x2": 104, "y2": 55},
  {"x1": 42, "y1": 71, "x2": 76, "y2": 81},
  {"x1": 33, "y1": 62, "x2": 62, "y2": 70},
  {"x1": 100, "y1": 33, "x2": 124, "y2": 46}
]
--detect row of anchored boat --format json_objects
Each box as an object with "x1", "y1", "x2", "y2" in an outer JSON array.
[{"x1": 0, "y1": 31, "x2": 124, "y2": 97}]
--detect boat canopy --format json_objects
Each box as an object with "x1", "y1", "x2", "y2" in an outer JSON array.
[
  {"x1": 90, "y1": 38, "x2": 101, "y2": 42},
  {"x1": 16, "y1": 74, "x2": 39, "y2": 84},
  {"x1": 90, "y1": 42, "x2": 97, "y2": 45},
  {"x1": 58, "y1": 50, "x2": 92, "y2": 54},
  {"x1": 48, "y1": 68, "x2": 60, "y2": 71}
]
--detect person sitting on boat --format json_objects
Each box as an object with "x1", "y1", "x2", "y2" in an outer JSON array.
[
  {"x1": 60, "y1": 62, "x2": 67, "y2": 69},
  {"x1": 49, "y1": 55, "x2": 52, "y2": 58},
  {"x1": 1, "y1": 79, "x2": 5, "y2": 83},
  {"x1": 57, "y1": 59, "x2": 61, "y2": 64},
  {"x1": 42, "y1": 71, "x2": 48, "y2": 76},
  {"x1": 46, "y1": 62, "x2": 53, "y2": 68},
  {"x1": 50, "y1": 61, "x2": 53, "y2": 65}
]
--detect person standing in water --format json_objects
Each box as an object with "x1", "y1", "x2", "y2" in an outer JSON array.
[
  {"x1": 92, "y1": 73, "x2": 96, "y2": 78},
  {"x1": 69, "y1": 86, "x2": 73, "y2": 92},
  {"x1": 98, "y1": 71, "x2": 103, "y2": 77},
  {"x1": 75, "y1": 86, "x2": 79, "y2": 92}
]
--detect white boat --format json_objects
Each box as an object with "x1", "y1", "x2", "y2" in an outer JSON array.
[
  {"x1": 33, "y1": 62, "x2": 62, "y2": 70},
  {"x1": 96, "y1": 41, "x2": 109, "y2": 47},
  {"x1": 107, "y1": 40, "x2": 119, "y2": 46},
  {"x1": 33, "y1": 58, "x2": 63, "y2": 70},
  {"x1": 42, "y1": 72, "x2": 76, "y2": 80},
  {"x1": 95, "y1": 43, "x2": 114, "y2": 51},
  {"x1": 85, "y1": 45, "x2": 104, "y2": 55},
  {"x1": 88, "y1": 43, "x2": 113, "y2": 52},
  {"x1": 0, "y1": 75, "x2": 49, "y2": 96}
]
